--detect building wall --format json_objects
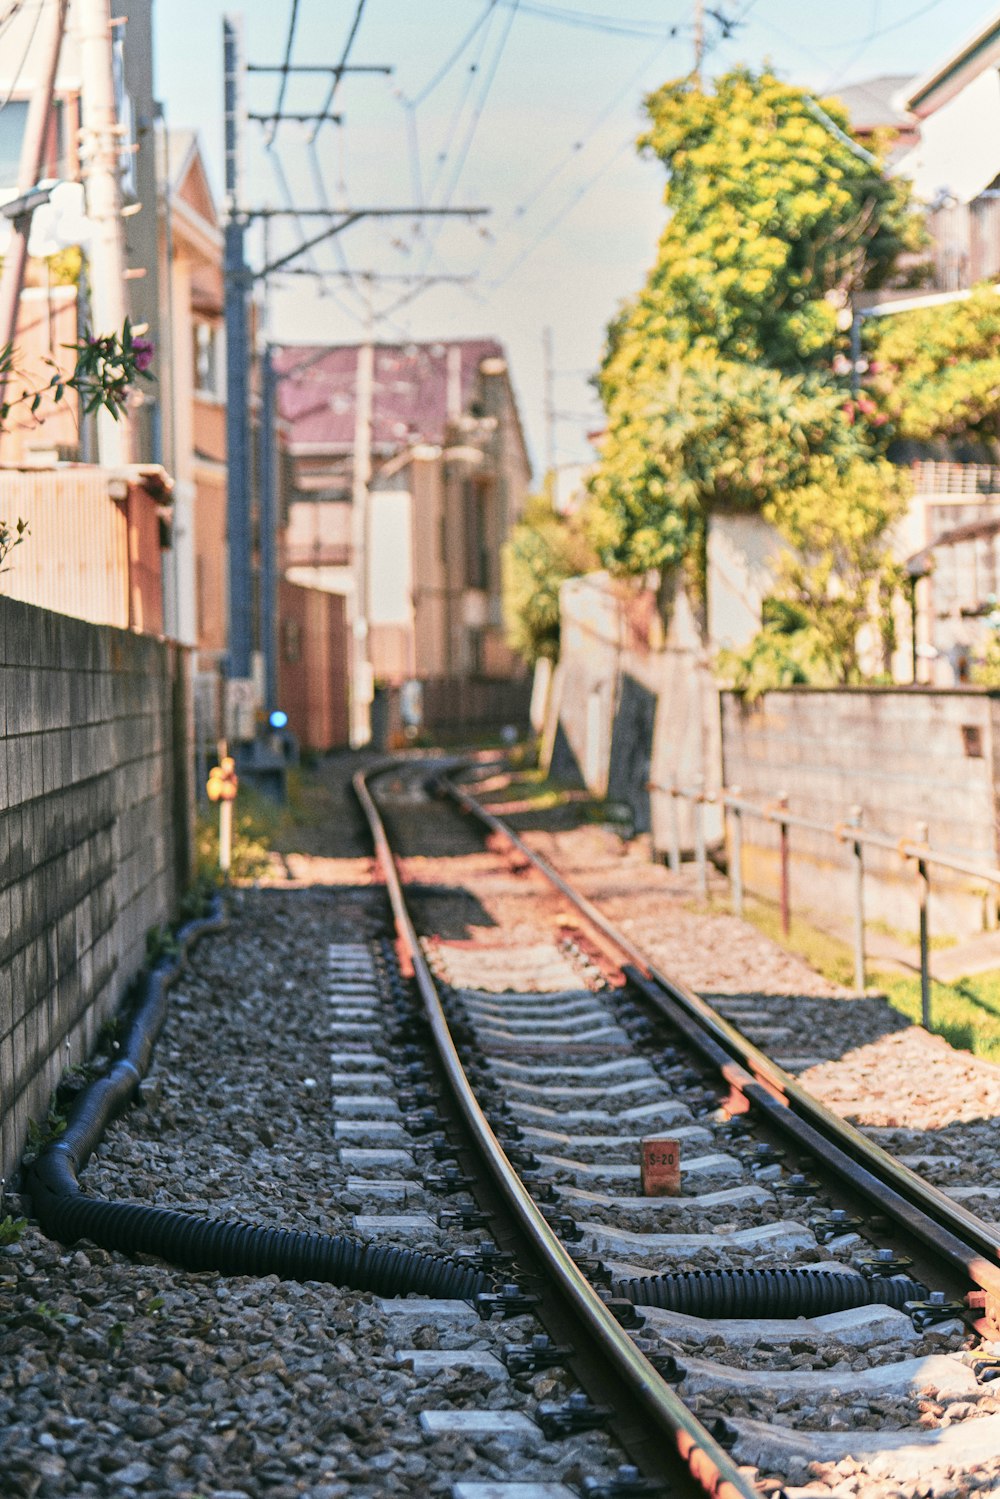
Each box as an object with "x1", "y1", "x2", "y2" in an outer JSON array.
[
  {"x1": 544, "y1": 571, "x2": 723, "y2": 848},
  {"x1": 277, "y1": 580, "x2": 349, "y2": 751},
  {"x1": 0, "y1": 469, "x2": 166, "y2": 634},
  {"x1": 0, "y1": 596, "x2": 192, "y2": 1181}
]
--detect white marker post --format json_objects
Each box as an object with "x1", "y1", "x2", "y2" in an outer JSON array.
[{"x1": 207, "y1": 756, "x2": 239, "y2": 877}]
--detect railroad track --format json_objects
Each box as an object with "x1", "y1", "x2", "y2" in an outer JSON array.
[
  {"x1": 8, "y1": 753, "x2": 1000, "y2": 1498},
  {"x1": 360, "y1": 757, "x2": 1000, "y2": 1498}
]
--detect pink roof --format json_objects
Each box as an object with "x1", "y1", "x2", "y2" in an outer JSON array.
[{"x1": 274, "y1": 338, "x2": 506, "y2": 453}]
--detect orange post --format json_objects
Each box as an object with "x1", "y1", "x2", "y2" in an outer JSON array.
[{"x1": 641, "y1": 1137, "x2": 681, "y2": 1196}]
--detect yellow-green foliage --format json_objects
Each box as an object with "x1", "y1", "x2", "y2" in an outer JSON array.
[
  {"x1": 589, "y1": 66, "x2": 918, "y2": 580},
  {"x1": 870, "y1": 285, "x2": 1000, "y2": 441},
  {"x1": 502, "y1": 493, "x2": 598, "y2": 664},
  {"x1": 196, "y1": 788, "x2": 280, "y2": 884},
  {"x1": 717, "y1": 457, "x2": 911, "y2": 695}
]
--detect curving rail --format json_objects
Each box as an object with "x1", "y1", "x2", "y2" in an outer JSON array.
[
  {"x1": 439, "y1": 768, "x2": 1000, "y2": 1329},
  {"x1": 354, "y1": 761, "x2": 759, "y2": 1499}
]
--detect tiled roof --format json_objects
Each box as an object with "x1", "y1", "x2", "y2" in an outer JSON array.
[
  {"x1": 274, "y1": 338, "x2": 506, "y2": 453},
  {"x1": 830, "y1": 74, "x2": 916, "y2": 131}
]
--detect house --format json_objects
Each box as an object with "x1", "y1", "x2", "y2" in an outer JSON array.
[
  {"x1": 275, "y1": 338, "x2": 532, "y2": 742},
  {"x1": 836, "y1": 13, "x2": 1000, "y2": 293}
]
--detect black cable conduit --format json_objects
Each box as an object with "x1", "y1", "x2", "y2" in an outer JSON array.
[
  {"x1": 25, "y1": 898, "x2": 491, "y2": 1300},
  {"x1": 614, "y1": 1267, "x2": 926, "y2": 1318}
]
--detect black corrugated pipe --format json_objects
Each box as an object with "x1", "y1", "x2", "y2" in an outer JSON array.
[
  {"x1": 613, "y1": 1267, "x2": 926, "y2": 1317},
  {"x1": 25, "y1": 901, "x2": 491, "y2": 1300}
]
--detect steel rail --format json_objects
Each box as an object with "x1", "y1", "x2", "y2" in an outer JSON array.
[
  {"x1": 354, "y1": 762, "x2": 757, "y2": 1499},
  {"x1": 441, "y1": 773, "x2": 1000, "y2": 1310}
]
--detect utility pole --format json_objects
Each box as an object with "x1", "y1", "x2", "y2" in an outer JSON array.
[
  {"x1": 223, "y1": 21, "x2": 488, "y2": 751},
  {"x1": 693, "y1": 0, "x2": 705, "y2": 85},
  {"x1": 78, "y1": 0, "x2": 134, "y2": 466},
  {"x1": 223, "y1": 14, "x2": 254, "y2": 702},
  {"x1": 0, "y1": 0, "x2": 68, "y2": 361},
  {"x1": 350, "y1": 286, "x2": 375, "y2": 749},
  {"x1": 542, "y1": 325, "x2": 555, "y2": 483},
  {"x1": 258, "y1": 342, "x2": 279, "y2": 720}
]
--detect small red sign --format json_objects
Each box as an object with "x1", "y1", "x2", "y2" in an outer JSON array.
[{"x1": 641, "y1": 1136, "x2": 681, "y2": 1197}]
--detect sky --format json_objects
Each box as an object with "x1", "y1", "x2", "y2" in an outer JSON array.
[{"x1": 152, "y1": 0, "x2": 1000, "y2": 482}]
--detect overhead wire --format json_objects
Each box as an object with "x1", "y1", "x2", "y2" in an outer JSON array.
[
  {"x1": 0, "y1": 0, "x2": 43, "y2": 117},
  {"x1": 268, "y1": 0, "x2": 302, "y2": 144},
  {"x1": 482, "y1": 0, "x2": 742, "y2": 291},
  {"x1": 412, "y1": 0, "x2": 498, "y2": 107},
  {"x1": 411, "y1": 0, "x2": 519, "y2": 281},
  {"x1": 308, "y1": 0, "x2": 369, "y2": 144},
  {"x1": 422, "y1": 4, "x2": 498, "y2": 205},
  {"x1": 483, "y1": 0, "x2": 692, "y2": 39}
]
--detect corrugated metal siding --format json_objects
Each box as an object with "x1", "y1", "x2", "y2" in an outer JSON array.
[{"x1": 0, "y1": 470, "x2": 130, "y2": 627}]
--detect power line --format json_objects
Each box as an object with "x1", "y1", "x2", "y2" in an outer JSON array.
[
  {"x1": 0, "y1": 0, "x2": 43, "y2": 116},
  {"x1": 413, "y1": 0, "x2": 518, "y2": 279},
  {"x1": 412, "y1": 0, "x2": 498, "y2": 107},
  {"x1": 435, "y1": 0, "x2": 520, "y2": 211},
  {"x1": 268, "y1": 0, "x2": 301, "y2": 144},
  {"x1": 423, "y1": 4, "x2": 497, "y2": 205},
  {"x1": 483, "y1": 0, "x2": 690, "y2": 37},
  {"x1": 309, "y1": 0, "x2": 369, "y2": 143},
  {"x1": 500, "y1": 28, "x2": 677, "y2": 231}
]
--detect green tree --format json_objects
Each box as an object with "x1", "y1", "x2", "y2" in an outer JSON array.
[
  {"x1": 590, "y1": 66, "x2": 919, "y2": 582},
  {"x1": 502, "y1": 493, "x2": 598, "y2": 665}
]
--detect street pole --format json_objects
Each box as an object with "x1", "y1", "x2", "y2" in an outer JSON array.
[
  {"x1": 543, "y1": 325, "x2": 555, "y2": 483},
  {"x1": 350, "y1": 293, "x2": 374, "y2": 748},
  {"x1": 0, "y1": 0, "x2": 68, "y2": 362},
  {"x1": 259, "y1": 342, "x2": 278, "y2": 717},
  {"x1": 223, "y1": 14, "x2": 253, "y2": 689},
  {"x1": 693, "y1": 0, "x2": 705, "y2": 84},
  {"x1": 78, "y1": 0, "x2": 133, "y2": 466}
]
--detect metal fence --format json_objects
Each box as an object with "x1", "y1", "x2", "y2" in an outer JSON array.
[{"x1": 650, "y1": 779, "x2": 1000, "y2": 1029}]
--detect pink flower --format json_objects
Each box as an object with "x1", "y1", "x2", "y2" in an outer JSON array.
[{"x1": 132, "y1": 336, "x2": 155, "y2": 373}]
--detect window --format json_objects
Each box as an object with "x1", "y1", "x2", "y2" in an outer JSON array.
[
  {"x1": 194, "y1": 322, "x2": 222, "y2": 396},
  {"x1": 0, "y1": 101, "x2": 30, "y2": 188}
]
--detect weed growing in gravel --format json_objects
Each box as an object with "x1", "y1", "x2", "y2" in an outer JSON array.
[
  {"x1": 0, "y1": 1214, "x2": 27, "y2": 1246},
  {"x1": 24, "y1": 1100, "x2": 67, "y2": 1157},
  {"x1": 196, "y1": 782, "x2": 285, "y2": 883},
  {"x1": 145, "y1": 924, "x2": 180, "y2": 965}
]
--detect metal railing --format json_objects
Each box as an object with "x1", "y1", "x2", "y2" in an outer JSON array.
[{"x1": 649, "y1": 778, "x2": 1000, "y2": 1028}]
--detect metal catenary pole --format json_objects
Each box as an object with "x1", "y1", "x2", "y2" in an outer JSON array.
[
  {"x1": 223, "y1": 14, "x2": 253, "y2": 687},
  {"x1": 258, "y1": 342, "x2": 279, "y2": 718}
]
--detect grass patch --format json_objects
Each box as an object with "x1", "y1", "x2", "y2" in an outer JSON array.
[
  {"x1": 718, "y1": 892, "x2": 1000, "y2": 1062},
  {"x1": 867, "y1": 917, "x2": 957, "y2": 952},
  {"x1": 196, "y1": 782, "x2": 293, "y2": 884},
  {"x1": 872, "y1": 969, "x2": 1000, "y2": 1063},
  {"x1": 482, "y1": 767, "x2": 591, "y2": 813}
]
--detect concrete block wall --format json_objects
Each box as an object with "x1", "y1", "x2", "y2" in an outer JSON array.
[
  {"x1": 0, "y1": 597, "x2": 192, "y2": 1182},
  {"x1": 545, "y1": 572, "x2": 724, "y2": 848},
  {"x1": 720, "y1": 687, "x2": 1000, "y2": 937}
]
